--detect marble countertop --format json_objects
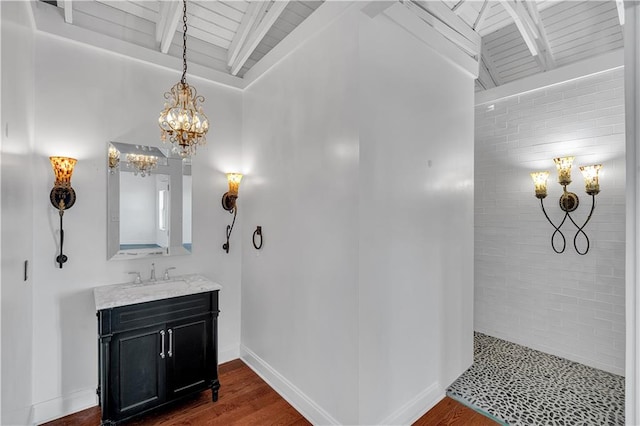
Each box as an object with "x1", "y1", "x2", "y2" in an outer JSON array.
[{"x1": 94, "y1": 274, "x2": 222, "y2": 310}]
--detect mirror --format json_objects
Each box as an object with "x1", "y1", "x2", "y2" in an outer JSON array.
[{"x1": 107, "y1": 142, "x2": 192, "y2": 260}]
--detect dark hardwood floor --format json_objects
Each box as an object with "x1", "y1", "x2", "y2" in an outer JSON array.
[
  {"x1": 43, "y1": 360, "x2": 496, "y2": 426},
  {"x1": 414, "y1": 397, "x2": 498, "y2": 425}
]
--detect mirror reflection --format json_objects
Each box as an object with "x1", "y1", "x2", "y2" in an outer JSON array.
[{"x1": 107, "y1": 142, "x2": 192, "y2": 260}]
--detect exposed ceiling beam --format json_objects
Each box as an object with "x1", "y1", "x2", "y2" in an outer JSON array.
[
  {"x1": 452, "y1": 0, "x2": 465, "y2": 13},
  {"x1": 230, "y1": 1, "x2": 290, "y2": 76},
  {"x1": 498, "y1": 0, "x2": 538, "y2": 56},
  {"x1": 524, "y1": 0, "x2": 556, "y2": 70},
  {"x1": 159, "y1": 0, "x2": 182, "y2": 54},
  {"x1": 156, "y1": 1, "x2": 169, "y2": 43},
  {"x1": 62, "y1": 0, "x2": 72, "y2": 24},
  {"x1": 616, "y1": 0, "x2": 625, "y2": 25},
  {"x1": 413, "y1": 0, "x2": 480, "y2": 47},
  {"x1": 384, "y1": 2, "x2": 479, "y2": 77},
  {"x1": 473, "y1": 0, "x2": 490, "y2": 31},
  {"x1": 227, "y1": 1, "x2": 264, "y2": 67},
  {"x1": 405, "y1": 1, "x2": 479, "y2": 57}
]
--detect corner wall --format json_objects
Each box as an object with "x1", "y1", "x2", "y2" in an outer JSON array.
[
  {"x1": 474, "y1": 68, "x2": 626, "y2": 375},
  {"x1": 241, "y1": 5, "x2": 474, "y2": 424},
  {"x1": 358, "y1": 10, "x2": 474, "y2": 425}
]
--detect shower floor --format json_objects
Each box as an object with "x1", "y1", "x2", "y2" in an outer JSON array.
[{"x1": 447, "y1": 332, "x2": 625, "y2": 425}]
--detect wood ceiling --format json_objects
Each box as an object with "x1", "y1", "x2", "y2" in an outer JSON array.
[{"x1": 34, "y1": 1, "x2": 624, "y2": 91}]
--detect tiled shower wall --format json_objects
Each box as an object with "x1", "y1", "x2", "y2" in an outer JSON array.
[{"x1": 474, "y1": 67, "x2": 626, "y2": 375}]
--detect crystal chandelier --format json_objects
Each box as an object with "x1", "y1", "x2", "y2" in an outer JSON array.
[
  {"x1": 126, "y1": 153, "x2": 158, "y2": 177},
  {"x1": 158, "y1": 0, "x2": 209, "y2": 157}
]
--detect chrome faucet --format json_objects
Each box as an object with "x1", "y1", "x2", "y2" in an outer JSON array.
[
  {"x1": 150, "y1": 263, "x2": 156, "y2": 282},
  {"x1": 163, "y1": 267, "x2": 176, "y2": 281}
]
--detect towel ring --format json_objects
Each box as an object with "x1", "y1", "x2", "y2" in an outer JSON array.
[{"x1": 252, "y1": 226, "x2": 263, "y2": 250}]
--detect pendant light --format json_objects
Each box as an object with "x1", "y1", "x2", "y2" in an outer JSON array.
[{"x1": 158, "y1": 0, "x2": 209, "y2": 157}]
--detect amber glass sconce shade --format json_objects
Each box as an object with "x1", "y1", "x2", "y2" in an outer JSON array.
[
  {"x1": 531, "y1": 157, "x2": 602, "y2": 255},
  {"x1": 221, "y1": 173, "x2": 243, "y2": 253},
  {"x1": 50, "y1": 156, "x2": 77, "y2": 268}
]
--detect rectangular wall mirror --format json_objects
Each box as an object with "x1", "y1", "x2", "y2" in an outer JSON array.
[{"x1": 107, "y1": 142, "x2": 192, "y2": 260}]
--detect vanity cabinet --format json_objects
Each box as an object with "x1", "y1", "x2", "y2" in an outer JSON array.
[{"x1": 96, "y1": 290, "x2": 219, "y2": 425}]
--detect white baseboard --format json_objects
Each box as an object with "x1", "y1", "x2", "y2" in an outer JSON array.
[
  {"x1": 240, "y1": 344, "x2": 340, "y2": 425},
  {"x1": 31, "y1": 388, "x2": 97, "y2": 425},
  {"x1": 379, "y1": 382, "x2": 444, "y2": 426}
]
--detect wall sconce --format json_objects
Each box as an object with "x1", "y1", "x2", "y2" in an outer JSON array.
[
  {"x1": 221, "y1": 173, "x2": 242, "y2": 253},
  {"x1": 49, "y1": 156, "x2": 77, "y2": 268},
  {"x1": 531, "y1": 156, "x2": 602, "y2": 255}
]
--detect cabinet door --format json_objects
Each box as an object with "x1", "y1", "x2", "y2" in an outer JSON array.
[
  {"x1": 110, "y1": 325, "x2": 166, "y2": 418},
  {"x1": 166, "y1": 315, "x2": 211, "y2": 399}
]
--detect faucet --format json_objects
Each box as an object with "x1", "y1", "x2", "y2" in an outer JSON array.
[
  {"x1": 149, "y1": 263, "x2": 156, "y2": 282},
  {"x1": 163, "y1": 267, "x2": 176, "y2": 281},
  {"x1": 128, "y1": 271, "x2": 142, "y2": 284}
]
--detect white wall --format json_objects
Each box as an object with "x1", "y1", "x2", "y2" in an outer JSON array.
[
  {"x1": 240, "y1": 5, "x2": 360, "y2": 424},
  {"x1": 1, "y1": 2, "x2": 35, "y2": 424},
  {"x1": 241, "y1": 5, "x2": 474, "y2": 424},
  {"x1": 30, "y1": 34, "x2": 243, "y2": 423},
  {"x1": 358, "y1": 11, "x2": 474, "y2": 425},
  {"x1": 475, "y1": 68, "x2": 626, "y2": 375}
]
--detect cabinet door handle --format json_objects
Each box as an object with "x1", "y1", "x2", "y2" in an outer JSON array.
[
  {"x1": 168, "y1": 329, "x2": 173, "y2": 358},
  {"x1": 160, "y1": 330, "x2": 165, "y2": 359}
]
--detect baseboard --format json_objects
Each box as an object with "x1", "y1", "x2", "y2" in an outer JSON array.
[
  {"x1": 240, "y1": 344, "x2": 340, "y2": 425},
  {"x1": 379, "y1": 382, "x2": 444, "y2": 426},
  {"x1": 219, "y1": 343, "x2": 240, "y2": 364},
  {"x1": 31, "y1": 388, "x2": 97, "y2": 425}
]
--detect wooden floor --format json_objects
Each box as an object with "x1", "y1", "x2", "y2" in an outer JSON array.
[{"x1": 44, "y1": 360, "x2": 497, "y2": 426}]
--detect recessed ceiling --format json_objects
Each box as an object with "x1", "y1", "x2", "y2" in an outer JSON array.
[{"x1": 33, "y1": 0, "x2": 624, "y2": 90}]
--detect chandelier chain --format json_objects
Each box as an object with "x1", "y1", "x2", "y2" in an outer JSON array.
[{"x1": 181, "y1": 0, "x2": 187, "y2": 84}]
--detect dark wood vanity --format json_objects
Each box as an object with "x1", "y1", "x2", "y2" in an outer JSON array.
[{"x1": 94, "y1": 277, "x2": 220, "y2": 425}]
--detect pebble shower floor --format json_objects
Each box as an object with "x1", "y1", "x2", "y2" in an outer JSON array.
[{"x1": 447, "y1": 333, "x2": 625, "y2": 425}]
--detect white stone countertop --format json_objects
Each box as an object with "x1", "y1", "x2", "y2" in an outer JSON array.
[{"x1": 94, "y1": 274, "x2": 222, "y2": 310}]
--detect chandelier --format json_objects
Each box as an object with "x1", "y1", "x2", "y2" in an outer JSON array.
[
  {"x1": 158, "y1": 0, "x2": 209, "y2": 157},
  {"x1": 126, "y1": 153, "x2": 158, "y2": 177}
]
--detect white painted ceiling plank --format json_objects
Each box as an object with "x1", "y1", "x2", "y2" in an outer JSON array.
[
  {"x1": 178, "y1": 26, "x2": 231, "y2": 50},
  {"x1": 384, "y1": 2, "x2": 479, "y2": 77},
  {"x1": 227, "y1": 1, "x2": 263, "y2": 67},
  {"x1": 63, "y1": 0, "x2": 72, "y2": 24},
  {"x1": 231, "y1": 1, "x2": 290, "y2": 76},
  {"x1": 478, "y1": 58, "x2": 497, "y2": 89},
  {"x1": 95, "y1": 0, "x2": 157, "y2": 23},
  {"x1": 160, "y1": 0, "x2": 182, "y2": 54},
  {"x1": 499, "y1": 0, "x2": 538, "y2": 56},
  {"x1": 404, "y1": 1, "x2": 479, "y2": 56},
  {"x1": 412, "y1": 0, "x2": 480, "y2": 46},
  {"x1": 481, "y1": 39, "x2": 504, "y2": 85},
  {"x1": 31, "y1": 1, "x2": 244, "y2": 89},
  {"x1": 615, "y1": 0, "x2": 624, "y2": 25}
]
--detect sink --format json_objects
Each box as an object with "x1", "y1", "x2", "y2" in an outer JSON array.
[{"x1": 94, "y1": 274, "x2": 222, "y2": 310}]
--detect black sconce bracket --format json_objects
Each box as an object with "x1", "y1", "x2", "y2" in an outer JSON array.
[
  {"x1": 539, "y1": 193, "x2": 595, "y2": 255},
  {"x1": 222, "y1": 192, "x2": 237, "y2": 253},
  {"x1": 50, "y1": 187, "x2": 76, "y2": 268}
]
